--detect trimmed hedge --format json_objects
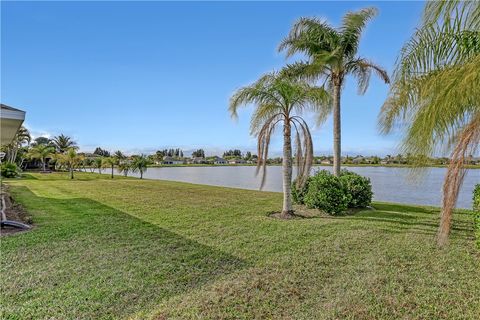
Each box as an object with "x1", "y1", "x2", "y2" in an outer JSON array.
[{"x1": 473, "y1": 184, "x2": 480, "y2": 248}]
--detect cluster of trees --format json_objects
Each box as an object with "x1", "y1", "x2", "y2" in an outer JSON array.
[
  {"x1": 155, "y1": 148, "x2": 184, "y2": 158},
  {"x1": 191, "y1": 149, "x2": 205, "y2": 158},
  {"x1": 230, "y1": 1, "x2": 479, "y2": 246},
  {"x1": 222, "y1": 150, "x2": 254, "y2": 161}
]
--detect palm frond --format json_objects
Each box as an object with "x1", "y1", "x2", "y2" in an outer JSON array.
[{"x1": 340, "y1": 7, "x2": 378, "y2": 58}]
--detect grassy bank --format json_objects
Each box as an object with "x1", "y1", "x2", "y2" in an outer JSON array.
[{"x1": 1, "y1": 172, "x2": 479, "y2": 319}]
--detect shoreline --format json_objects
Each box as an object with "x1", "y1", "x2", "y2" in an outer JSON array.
[{"x1": 148, "y1": 163, "x2": 480, "y2": 169}]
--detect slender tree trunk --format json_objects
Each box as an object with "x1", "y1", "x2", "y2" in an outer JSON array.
[
  {"x1": 333, "y1": 84, "x2": 342, "y2": 177},
  {"x1": 140, "y1": 170, "x2": 143, "y2": 179},
  {"x1": 111, "y1": 165, "x2": 114, "y2": 179},
  {"x1": 282, "y1": 120, "x2": 293, "y2": 217},
  {"x1": 42, "y1": 158, "x2": 46, "y2": 171},
  {"x1": 70, "y1": 167, "x2": 74, "y2": 179}
]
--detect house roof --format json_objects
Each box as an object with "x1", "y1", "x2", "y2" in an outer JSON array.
[{"x1": 1, "y1": 104, "x2": 26, "y2": 145}]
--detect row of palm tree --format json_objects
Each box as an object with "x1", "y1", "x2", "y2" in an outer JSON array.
[
  {"x1": 231, "y1": 2, "x2": 478, "y2": 246},
  {"x1": 230, "y1": 6, "x2": 389, "y2": 218}
]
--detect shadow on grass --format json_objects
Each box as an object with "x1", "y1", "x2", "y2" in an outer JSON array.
[
  {"x1": 1, "y1": 186, "x2": 248, "y2": 319},
  {"x1": 341, "y1": 203, "x2": 474, "y2": 239}
]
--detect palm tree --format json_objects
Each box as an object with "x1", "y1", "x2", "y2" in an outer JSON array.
[
  {"x1": 117, "y1": 161, "x2": 131, "y2": 177},
  {"x1": 56, "y1": 148, "x2": 84, "y2": 179},
  {"x1": 229, "y1": 71, "x2": 329, "y2": 218},
  {"x1": 131, "y1": 154, "x2": 150, "y2": 179},
  {"x1": 6, "y1": 126, "x2": 31, "y2": 163},
  {"x1": 279, "y1": 7, "x2": 390, "y2": 176},
  {"x1": 27, "y1": 144, "x2": 55, "y2": 171},
  {"x1": 52, "y1": 134, "x2": 77, "y2": 153},
  {"x1": 102, "y1": 157, "x2": 117, "y2": 179},
  {"x1": 379, "y1": 1, "x2": 480, "y2": 246},
  {"x1": 93, "y1": 157, "x2": 103, "y2": 174}
]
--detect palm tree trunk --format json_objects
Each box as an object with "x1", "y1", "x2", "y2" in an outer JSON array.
[
  {"x1": 42, "y1": 158, "x2": 46, "y2": 171},
  {"x1": 70, "y1": 167, "x2": 74, "y2": 179},
  {"x1": 282, "y1": 121, "x2": 293, "y2": 217},
  {"x1": 333, "y1": 84, "x2": 342, "y2": 176},
  {"x1": 111, "y1": 165, "x2": 114, "y2": 179},
  {"x1": 140, "y1": 171, "x2": 143, "y2": 179}
]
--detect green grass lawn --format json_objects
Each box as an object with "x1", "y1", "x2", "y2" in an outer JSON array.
[{"x1": 1, "y1": 172, "x2": 479, "y2": 319}]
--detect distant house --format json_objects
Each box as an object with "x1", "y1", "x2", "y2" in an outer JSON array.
[
  {"x1": 213, "y1": 156, "x2": 227, "y2": 164},
  {"x1": 380, "y1": 160, "x2": 389, "y2": 165},
  {"x1": 320, "y1": 159, "x2": 332, "y2": 165},
  {"x1": 352, "y1": 156, "x2": 365, "y2": 164},
  {"x1": 228, "y1": 159, "x2": 246, "y2": 164},
  {"x1": 163, "y1": 156, "x2": 183, "y2": 165},
  {"x1": 192, "y1": 157, "x2": 206, "y2": 164}
]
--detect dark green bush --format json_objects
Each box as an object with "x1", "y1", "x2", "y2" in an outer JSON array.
[
  {"x1": 291, "y1": 178, "x2": 310, "y2": 205},
  {"x1": 1, "y1": 162, "x2": 19, "y2": 178},
  {"x1": 304, "y1": 170, "x2": 351, "y2": 215},
  {"x1": 473, "y1": 184, "x2": 479, "y2": 248},
  {"x1": 339, "y1": 170, "x2": 373, "y2": 208}
]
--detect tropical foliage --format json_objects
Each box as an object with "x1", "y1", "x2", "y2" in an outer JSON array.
[
  {"x1": 55, "y1": 148, "x2": 84, "y2": 179},
  {"x1": 102, "y1": 157, "x2": 118, "y2": 179},
  {"x1": 378, "y1": 1, "x2": 480, "y2": 246},
  {"x1": 279, "y1": 7, "x2": 390, "y2": 176},
  {"x1": 52, "y1": 134, "x2": 77, "y2": 153},
  {"x1": 131, "y1": 154, "x2": 150, "y2": 179},
  {"x1": 230, "y1": 70, "x2": 329, "y2": 217},
  {"x1": 26, "y1": 144, "x2": 55, "y2": 171},
  {"x1": 2, "y1": 126, "x2": 31, "y2": 164},
  {"x1": 0, "y1": 162, "x2": 20, "y2": 178}
]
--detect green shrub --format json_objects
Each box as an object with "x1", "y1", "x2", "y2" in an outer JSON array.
[
  {"x1": 304, "y1": 170, "x2": 351, "y2": 215},
  {"x1": 339, "y1": 170, "x2": 373, "y2": 208},
  {"x1": 291, "y1": 178, "x2": 311, "y2": 205},
  {"x1": 1, "y1": 162, "x2": 19, "y2": 178},
  {"x1": 473, "y1": 184, "x2": 480, "y2": 248}
]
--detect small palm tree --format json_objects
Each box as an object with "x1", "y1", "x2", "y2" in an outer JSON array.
[
  {"x1": 279, "y1": 7, "x2": 390, "y2": 176},
  {"x1": 117, "y1": 161, "x2": 131, "y2": 177},
  {"x1": 102, "y1": 157, "x2": 117, "y2": 179},
  {"x1": 27, "y1": 144, "x2": 55, "y2": 172},
  {"x1": 131, "y1": 154, "x2": 150, "y2": 179},
  {"x1": 52, "y1": 134, "x2": 77, "y2": 153},
  {"x1": 56, "y1": 148, "x2": 84, "y2": 179},
  {"x1": 93, "y1": 157, "x2": 103, "y2": 174},
  {"x1": 230, "y1": 71, "x2": 329, "y2": 217},
  {"x1": 379, "y1": 1, "x2": 480, "y2": 246}
]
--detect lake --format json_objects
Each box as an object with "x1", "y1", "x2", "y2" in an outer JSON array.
[{"x1": 96, "y1": 166, "x2": 479, "y2": 209}]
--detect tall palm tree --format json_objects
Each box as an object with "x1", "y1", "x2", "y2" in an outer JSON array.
[
  {"x1": 131, "y1": 154, "x2": 150, "y2": 179},
  {"x1": 379, "y1": 1, "x2": 480, "y2": 246},
  {"x1": 229, "y1": 71, "x2": 330, "y2": 217},
  {"x1": 56, "y1": 148, "x2": 84, "y2": 179},
  {"x1": 279, "y1": 7, "x2": 390, "y2": 176},
  {"x1": 27, "y1": 144, "x2": 55, "y2": 172},
  {"x1": 52, "y1": 134, "x2": 77, "y2": 153}
]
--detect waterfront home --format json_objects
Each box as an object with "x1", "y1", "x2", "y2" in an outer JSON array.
[
  {"x1": 192, "y1": 157, "x2": 207, "y2": 164},
  {"x1": 1, "y1": 104, "x2": 25, "y2": 145},
  {"x1": 163, "y1": 156, "x2": 183, "y2": 165},
  {"x1": 213, "y1": 156, "x2": 227, "y2": 164},
  {"x1": 228, "y1": 158, "x2": 246, "y2": 164},
  {"x1": 320, "y1": 159, "x2": 333, "y2": 165}
]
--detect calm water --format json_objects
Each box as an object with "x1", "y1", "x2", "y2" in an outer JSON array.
[{"x1": 97, "y1": 166, "x2": 479, "y2": 209}]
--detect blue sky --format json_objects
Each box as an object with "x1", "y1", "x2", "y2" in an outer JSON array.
[{"x1": 1, "y1": 1, "x2": 425, "y2": 156}]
